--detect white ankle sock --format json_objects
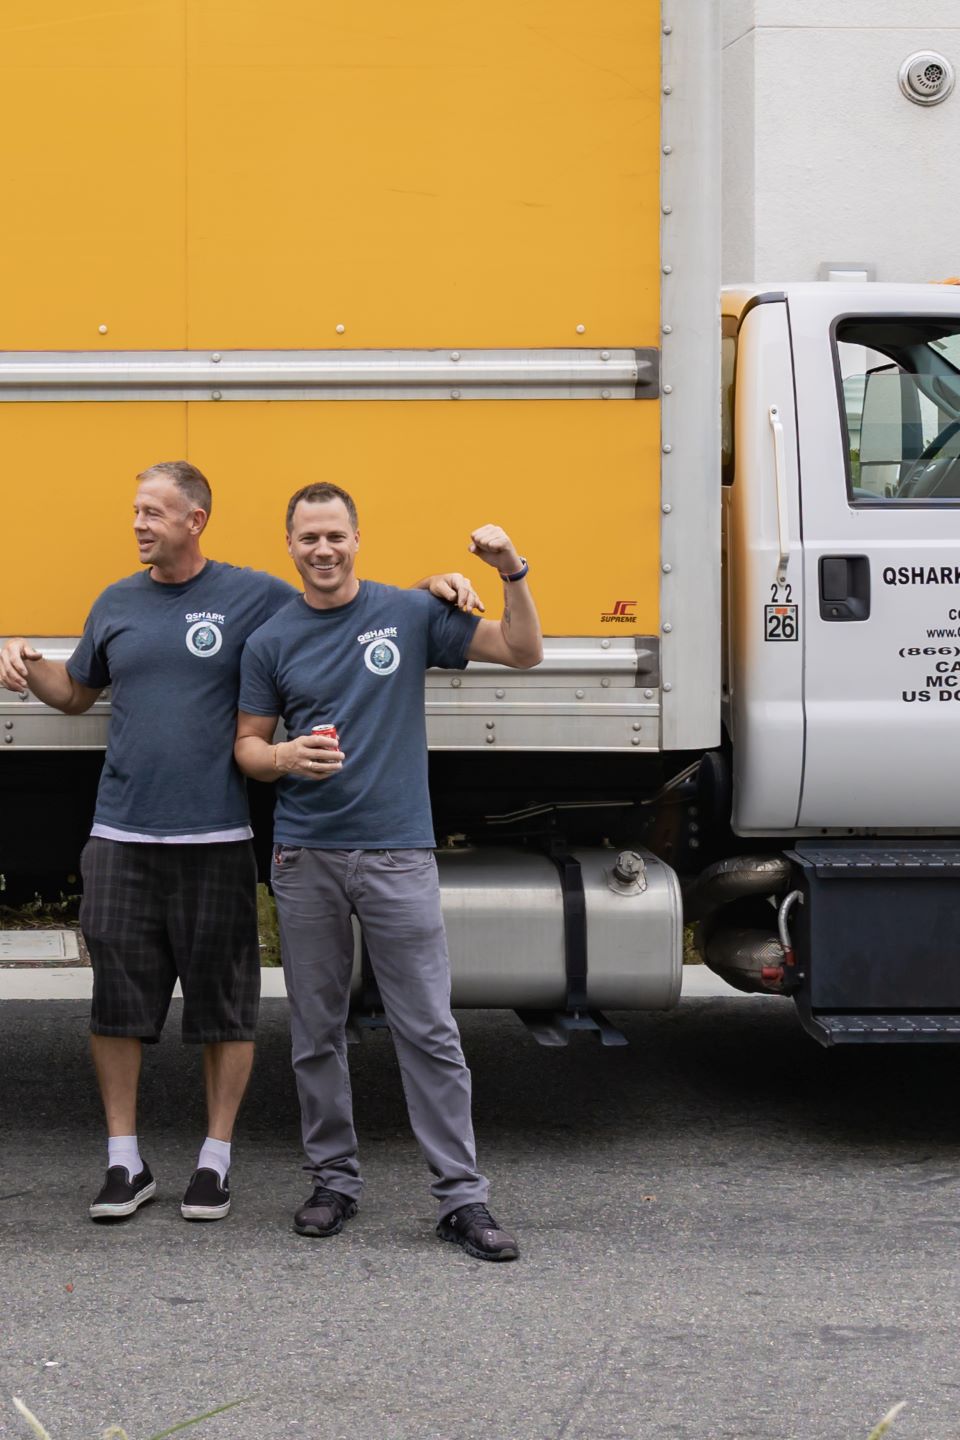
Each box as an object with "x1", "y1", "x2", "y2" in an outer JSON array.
[
  {"x1": 108, "y1": 1135, "x2": 142, "y2": 1180},
  {"x1": 197, "y1": 1137, "x2": 231, "y2": 1182}
]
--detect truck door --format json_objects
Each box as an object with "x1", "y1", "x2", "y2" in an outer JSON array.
[
  {"x1": 726, "y1": 295, "x2": 805, "y2": 835},
  {"x1": 792, "y1": 290, "x2": 960, "y2": 827}
]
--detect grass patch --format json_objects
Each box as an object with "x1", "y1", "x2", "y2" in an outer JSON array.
[
  {"x1": 257, "y1": 883, "x2": 281, "y2": 966},
  {"x1": 10, "y1": 1397, "x2": 906, "y2": 1440},
  {"x1": 0, "y1": 893, "x2": 80, "y2": 928},
  {"x1": 13, "y1": 1395, "x2": 249, "y2": 1440},
  {"x1": 682, "y1": 922, "x2": 702, "y2": 964}
]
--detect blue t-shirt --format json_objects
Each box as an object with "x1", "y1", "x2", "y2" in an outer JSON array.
[
  {"x1": 239, "y1": 581, "x2": 480, "y2": 848},
  {"x1": 67, "y1": 560, "x2": 297, "y2": 836}
]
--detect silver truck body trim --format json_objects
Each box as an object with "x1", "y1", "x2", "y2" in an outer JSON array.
[
  {"x1": 0, "y1": 636, "x2": 661, "y2": 753},
  {"x1": 0, "y1": 348, "x2": 657, "y2": 402},
  {"x1": 659, "y1": 0, "x2": 722, "y2": 750}
]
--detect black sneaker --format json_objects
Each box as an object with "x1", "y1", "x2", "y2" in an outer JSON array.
[
  {"x1": 293, "y1": 1185, "x2": 358, "y2": 1238},
  {"x1": 436, "y1": 1203, "x2": 519, "y2": 1261},
  {"x1": 89, "y1": 1163, "x2": 156, "y2": 1222},
  {"x1": 180, "y1": 1167, "x2": 231, "y2": 1221}
]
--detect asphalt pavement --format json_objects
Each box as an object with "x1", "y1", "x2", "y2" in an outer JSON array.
[{"x1": 2, "y1": 992, "x2": 960, "y2": 1440}]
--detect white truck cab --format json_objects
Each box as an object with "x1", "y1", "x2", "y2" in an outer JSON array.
[
  {"x1": 703, "y1": 283, "x2": 960, "y2": 1040},
  {"x1": 725, "y1": 282, "x2": 960, "y2": 833}
]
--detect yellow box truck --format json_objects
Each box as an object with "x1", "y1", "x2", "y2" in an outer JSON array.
[{"x1": 6, "y1": 2, "x2": 960, "y2": 1044}]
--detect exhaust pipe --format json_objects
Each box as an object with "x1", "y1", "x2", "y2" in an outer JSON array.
[
  {"x1": 686, "y1": 855, "x2": 796, "y2": 995},
  {"x1": 702, "y1": 927, "x2": 789, "y2": 995},
  {"x1": 685, "y1": 854, "x2": 792, "y2": 922}
]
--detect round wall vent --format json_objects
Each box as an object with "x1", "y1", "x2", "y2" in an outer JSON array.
[{"x1": 899, "y1": 51, "x2": 955, "y2": 106}]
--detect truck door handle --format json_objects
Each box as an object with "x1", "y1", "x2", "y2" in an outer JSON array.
[
  {"x1": 819, "y1": 555, "x2": 870, "y2": 621},
  {"x1": 768, "y1": 406, "x2": 790, "y2": 585}
]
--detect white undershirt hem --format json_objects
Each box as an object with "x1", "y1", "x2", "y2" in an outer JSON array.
[{"x1": 89, "y1": 824, "x2": 254, "y2": 845}]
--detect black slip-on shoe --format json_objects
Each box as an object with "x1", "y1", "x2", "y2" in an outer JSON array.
[
  {"x1": 436, "y1": 1202, "x2": 519, "y2": 1261},
  {"x1": 89, "y1": 1163, "x2": 157, "y2": 1222},
  {"x1": 293, "y1": 1185, "x2": 358, "y2": 1238},
  {"x1": 180, "y1": 1167, "x2": 231, "y2": 1221}
]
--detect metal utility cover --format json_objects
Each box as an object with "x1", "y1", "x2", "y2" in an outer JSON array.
[{"x1": 0, "y1": 930, "x2": 80, "y2": 964}]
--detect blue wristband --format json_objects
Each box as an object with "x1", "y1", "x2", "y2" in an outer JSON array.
[{"x1": 500, "y1": 558, "x2": 529, "y2": 583}]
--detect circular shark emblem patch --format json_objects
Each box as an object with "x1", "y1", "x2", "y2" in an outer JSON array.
[
  {"x1": 364, "y1": 638, "x2": 400, "y2": 675},
  {"x1": 185, "y1": 621, "x2": 223, "y2": 657}
]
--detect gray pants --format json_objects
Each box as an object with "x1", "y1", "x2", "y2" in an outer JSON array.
[{"x1": 271, "y1": 846, "x2": 489, "y2": 1218}]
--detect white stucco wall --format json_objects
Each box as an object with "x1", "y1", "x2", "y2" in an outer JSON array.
[{"x1": 723, "y1": 1, "x2": 960, "y2": 283}]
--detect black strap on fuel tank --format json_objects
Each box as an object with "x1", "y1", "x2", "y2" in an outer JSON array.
[{"x1": 551, "y1": 854, "x2": 589, "y2": 1012}]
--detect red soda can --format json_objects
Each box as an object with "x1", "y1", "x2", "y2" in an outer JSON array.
[{"x1": 312, "y1": 724, "x2": 339, "y2": 741}]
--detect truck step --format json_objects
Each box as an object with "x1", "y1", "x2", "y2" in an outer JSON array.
[
  {"x1": 791, "y1": 845, "x2": 960, "y2": 875},
  {"x1": 803, "y1": 1011, "x2": 960, "y2": 1044}
]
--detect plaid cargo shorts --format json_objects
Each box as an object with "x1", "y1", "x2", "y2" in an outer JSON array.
[{"x1": 79, "y1": 837, "x2": 260, "y2": 1043}]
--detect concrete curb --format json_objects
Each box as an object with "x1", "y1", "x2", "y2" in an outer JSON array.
[{"x1": 0, "y1": 966, "x2": 767, "y2": 1001}]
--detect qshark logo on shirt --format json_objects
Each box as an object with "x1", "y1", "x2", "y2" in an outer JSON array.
[
  {"x1": 363, "y1": 637, "x2": 400, "y2": 675},
  {"x1": 185, "y1": 620, "x2": 223, "y2": 657},
  {"x1": 358, "y1": 625, "x2": 400, "y2": 676}
]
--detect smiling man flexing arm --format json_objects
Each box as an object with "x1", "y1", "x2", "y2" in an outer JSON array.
[{"x1": 234, "y1": 482, "x2": 541, "y2": 1260}]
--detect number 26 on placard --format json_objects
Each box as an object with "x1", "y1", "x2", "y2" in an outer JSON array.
[{"x1": 764, "y1": 603, "x2": 798, "y2": 642}]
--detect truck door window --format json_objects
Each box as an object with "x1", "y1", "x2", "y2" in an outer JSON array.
[{"x1": 835, "y1": 317, "x2": 960, "y2": 504}]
